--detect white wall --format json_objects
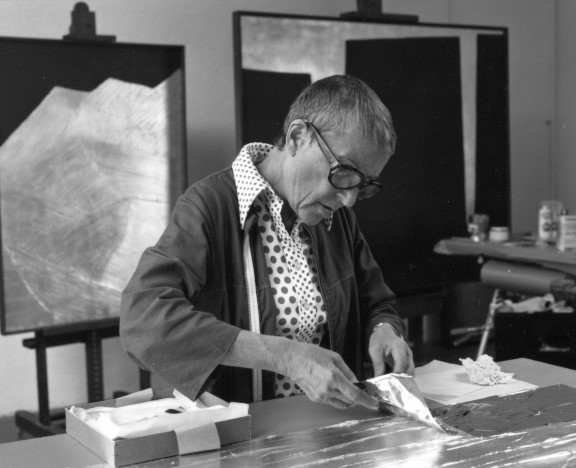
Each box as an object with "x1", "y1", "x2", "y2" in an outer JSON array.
[
  {"x1": 0, "y1": 0, "x2": 570, "y2": 417},
  {"x1": 556, "y1": 0, "x2": 576, "y2": 212}
]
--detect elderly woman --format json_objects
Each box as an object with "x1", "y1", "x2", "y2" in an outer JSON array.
[{"x1": 120, "y1": 75, "x2": 414, "y2": 410}]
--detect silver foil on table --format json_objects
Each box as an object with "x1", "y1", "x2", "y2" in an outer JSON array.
[
  {"x1": 120, "y1": 384, "x2": 576, "y2": 467},
  {"x1": 129, "y1": 417, "x2": 576, "y2": 467}
]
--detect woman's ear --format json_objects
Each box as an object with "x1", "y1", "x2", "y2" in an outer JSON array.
[{"x1": 285, "y1": 119, "x2": 308, "y2": 157}]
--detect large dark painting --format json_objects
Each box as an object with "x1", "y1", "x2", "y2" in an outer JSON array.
[
  {"x1": 233, "y1": 12, "x2": 509, "y2": 297},
  {"x1": 0, "y1": 38, "x2": 187, "y2": 334}
]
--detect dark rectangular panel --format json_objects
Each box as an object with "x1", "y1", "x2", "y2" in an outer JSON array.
[
  {"x1": 346, "y1": 37, "x2": 475, "y2": 295},
  {"x1": 475, "y1": 34, "x2": 510, "y2": 226},
  {"x1": 433, "y1": 384, "x2": 576, "y2": 436},
  {"x1": 240, "y1": 69, "x2": 310, "y2": 145}
]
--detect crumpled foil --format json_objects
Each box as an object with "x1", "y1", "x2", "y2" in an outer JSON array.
[{"x1": 357, "y1": 373, "x2": 444, "y2": 432}]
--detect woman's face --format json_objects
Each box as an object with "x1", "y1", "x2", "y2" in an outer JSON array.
[{"x1": 287, "y1": 129, "x2": 386, "y2": 226}]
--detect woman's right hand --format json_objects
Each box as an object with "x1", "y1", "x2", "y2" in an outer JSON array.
[
  {"x1": 222, "y1": 330, "x2": 377, "y2": 410},
  {"x1": 279, "y1": 340, "x2": 378, "y2": 410}
]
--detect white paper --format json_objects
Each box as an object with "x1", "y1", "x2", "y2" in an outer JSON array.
[{"x1": 414, "y1": 360, "x2": 538, "y2": 405}]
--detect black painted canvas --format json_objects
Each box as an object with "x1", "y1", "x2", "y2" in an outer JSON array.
[{"x1": 433, "y1": 384, "x2": 576, "y2": 437}]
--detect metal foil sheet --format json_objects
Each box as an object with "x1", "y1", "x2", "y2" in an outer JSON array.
[
  {"x1": 129, "y1": 416, "x2": 576, "y2": 467},
  {"x1": 122, "y1": 384, "x2": 576, "y2": 467},
  {"x1": 357, "y1": 373, "x2": 444, "y2": 431}
]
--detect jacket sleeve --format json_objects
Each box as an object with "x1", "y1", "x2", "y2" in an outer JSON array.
[
  {"x1": 120, "y1": 188, "x2": 241, "y2": 400},
  {"x1": 349, "y1": 211, "x2": 407, "y2": 344}
]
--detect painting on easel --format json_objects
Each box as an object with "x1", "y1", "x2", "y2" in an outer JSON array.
[{"x1": 0, "y1": 37, "x2": 187, "y2": 334}]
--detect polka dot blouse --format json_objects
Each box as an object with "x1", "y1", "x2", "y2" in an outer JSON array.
[{"x1": 232, "y1": 143, "x2": 329, "y2": 398}]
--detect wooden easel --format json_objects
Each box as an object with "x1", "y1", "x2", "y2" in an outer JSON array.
[
  {"x1": 15, "y1": 318, "x2": 152, "y2": 436},
  {"x1": 15, "y1": 319, "x2": 146, "y2": 436}
]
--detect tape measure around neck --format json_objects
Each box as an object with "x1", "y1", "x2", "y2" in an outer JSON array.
[{"x1": 243, "y1": 231, "x2": 262, "y2": 402}]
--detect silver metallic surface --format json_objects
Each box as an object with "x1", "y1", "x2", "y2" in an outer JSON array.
[
  {"x1": 4, "y1": 362, "x2": 576, "y2": 468},
  {"x1": 123, "y1": 416, "x2": 576, "y2": 467},
  {"x1": 0, "y1": 72, "x2": 183, "y2": 332}
]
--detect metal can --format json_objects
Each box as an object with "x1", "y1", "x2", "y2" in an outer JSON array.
[
  {"x1": 557, "y1": 215, "x2": 576, "y2": 251},
  {"x1": 468, "y1": 214, "x2": 490, "y2": 242},
  {"x1": 539, "y1": 200, "x2": 563, "y2": 244}
]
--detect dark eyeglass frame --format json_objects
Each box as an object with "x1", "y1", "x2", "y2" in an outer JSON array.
[{"x1": 304, "y1": 121, "x2": 383, "y2": 200}]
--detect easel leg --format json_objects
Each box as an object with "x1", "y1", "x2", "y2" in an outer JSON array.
[
  {"x1": 35, "y1": 332, "x2": 51, "y2": 426},
  {"x1": 477, "y1": 289, "x2": 500, "y2": 359},
  {"x1": 16, "y1": 323, "x2": 118, "y2": 437},
  {"x1": 15, "y1": 331, "x2": 65, "y2": 437},
  {"x1": 140, "y1": 368, "x2": 151, "y2": 389},
  {"x1": 85, "y1": 331, "x2": 104, "y2": 402}
]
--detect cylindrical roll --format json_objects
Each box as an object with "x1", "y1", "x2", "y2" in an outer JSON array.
[{"x1": 480, "y1": 260, "x2": 568, "y2": 295}]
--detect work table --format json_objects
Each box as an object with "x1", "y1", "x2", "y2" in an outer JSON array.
[{"x1": 2, "y1": 358, "x2": 576, "y2": 467}]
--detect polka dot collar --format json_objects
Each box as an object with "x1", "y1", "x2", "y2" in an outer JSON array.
[{"x1": 232, "y1": 143, "x2": 278, "y2": 229}]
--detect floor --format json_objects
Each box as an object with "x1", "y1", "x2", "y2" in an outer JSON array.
[{"x1": 0, "y1": 339, "x2": 492, "y2": 445}]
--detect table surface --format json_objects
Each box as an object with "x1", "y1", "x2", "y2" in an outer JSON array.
[
  {"x1": 3, "y1": 358, "x2": 576, "y2": 468},
  {"x1": 434, "y1": 237, "x2": 576, "y2": 276}
]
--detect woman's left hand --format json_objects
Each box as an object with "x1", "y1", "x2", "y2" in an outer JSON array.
[{"x1": 368, "y1": 323, "x2": 415, "y2": 377}]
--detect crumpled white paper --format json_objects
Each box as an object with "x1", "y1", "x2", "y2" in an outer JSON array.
[{"x1": 460, "y1": 354, "x2": 514, "y2": 386}]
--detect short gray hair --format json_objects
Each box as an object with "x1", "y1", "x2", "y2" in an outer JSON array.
[{"x1": 276, "y1": 75, "x2": 396, "y2": 159}]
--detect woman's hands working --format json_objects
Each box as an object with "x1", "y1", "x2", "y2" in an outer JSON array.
[{"x1": 221, "y1": 330, "x2": 378, "y2": 410}]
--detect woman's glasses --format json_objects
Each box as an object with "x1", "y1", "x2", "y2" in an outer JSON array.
[{"x1": 305, "y1": 121, "x2": 383, "y2": 200}]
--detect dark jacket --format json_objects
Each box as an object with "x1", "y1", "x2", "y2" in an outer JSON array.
[{"x1": 120, "y1": 167, "x2": 405, "y2": 403}]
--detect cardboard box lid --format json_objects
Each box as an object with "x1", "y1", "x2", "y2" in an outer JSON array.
[{"x1": 66, "y1": 388, "x2": 251, "y2": 467}]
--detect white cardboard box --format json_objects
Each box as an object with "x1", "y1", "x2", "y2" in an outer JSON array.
[{"x1": 65, "y1": 388, "x2": 251, "y2": 467}]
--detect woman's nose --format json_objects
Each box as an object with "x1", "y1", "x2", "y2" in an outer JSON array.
[{"x1": 338, "y1": 188, "x2": 359, "y2": 208}]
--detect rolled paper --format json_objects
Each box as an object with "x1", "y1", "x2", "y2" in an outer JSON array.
[{"x1": 480, "y1": 260, "x2": 567, "y2": 296}]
